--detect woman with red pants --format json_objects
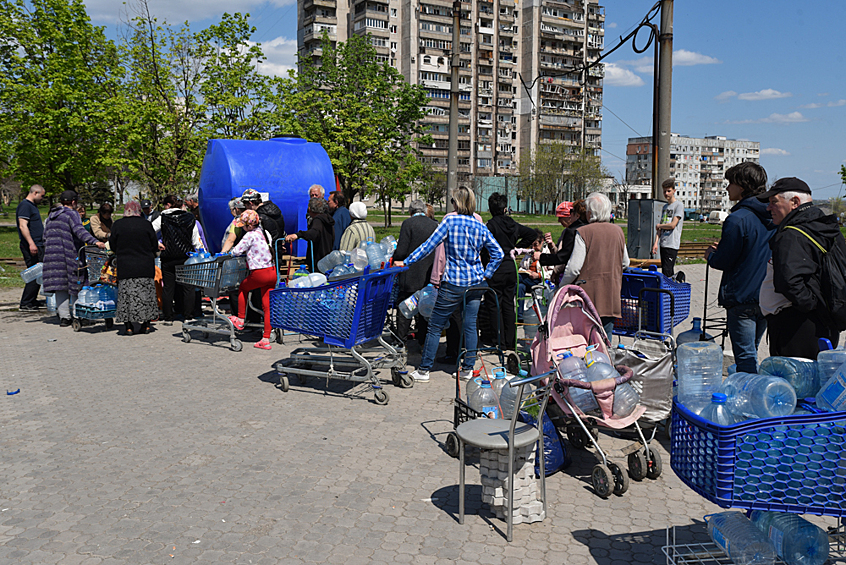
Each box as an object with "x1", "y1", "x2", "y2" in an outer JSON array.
[{"x1": 227, "y1": 210, "x2": 276, "y2": 350}]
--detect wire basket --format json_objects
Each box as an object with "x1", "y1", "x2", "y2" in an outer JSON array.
[
  {"x1": 269, "y1": 267, "x2": 403, "y2": 348},
  {"x1": 175, "y1": 256, "x2": 247, "y2": 298},
  {"x1": 84, "y1": 246, "x2": 112, "y2": 283},
  {"x1": 670, "y1": 398, "x2": 846, "y2": 517},
  {"x1": 615, "y1": 267, "x2": 691, "y2": 336}
]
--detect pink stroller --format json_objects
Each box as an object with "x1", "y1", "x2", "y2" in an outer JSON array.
[{"x1": 530, "y1": 285, "x2": 659, "y2": 498}]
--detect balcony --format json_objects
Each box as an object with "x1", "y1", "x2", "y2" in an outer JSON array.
[{"x1": 303, "y1": 0, "x2": 336, "y2": 9}]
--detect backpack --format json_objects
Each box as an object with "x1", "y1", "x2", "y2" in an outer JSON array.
[{"x1": 786, "y1": 226, "x2": 846, "y2": 331}]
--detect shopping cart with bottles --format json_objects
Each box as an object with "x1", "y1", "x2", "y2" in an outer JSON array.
[
  {"x1": 270, "y1": 266, "x2": 408, "y2": 405},
  {"x1": 72, "y1": 246, "x2": 116, "y2": 332},
  {"x1": 176, "y1": 255, "x2": 248, "y2": 351}
]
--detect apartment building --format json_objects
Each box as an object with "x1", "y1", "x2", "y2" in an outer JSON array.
[
  {"x1": 297, "y1": 0, "x2": 605, "y2": 185},
  {"x1": 626, "y1": 134, "x2": 761, "y2": 214}
]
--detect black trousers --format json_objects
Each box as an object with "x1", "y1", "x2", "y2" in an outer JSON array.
[
  {"x1": 767, "y1": 306, "x2": 839, "y2": 360},
  {"x1": 161, "y1": 258, "x2": 194, "y2": 321},
  {"x1": 660, "y1": 247, "x2": 678, "y2": 277},
  {"x1": 480, "y1": 262, "x2": 518, "y2": 350},
  {"x1": 20, "y1": 242, "x2": 44, "y2": 307}
]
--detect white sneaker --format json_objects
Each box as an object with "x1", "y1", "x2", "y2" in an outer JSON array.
[
  {"x1": 458, "y1": 369, "x2": 473, "y2": 381},
  {"x1": 410, "y1": 369, "x2": 430, "y2": 382}
]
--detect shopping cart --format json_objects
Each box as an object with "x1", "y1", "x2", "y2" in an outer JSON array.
[
  {"x1": 176, "y1": 255, "x2": 248, "y2": 351},
  {"x1": 614, "y1": 266, "x2": 691, "y2": 340},
  {"x1": 72, "y1": 304, "x2": 116, "y2": 332},
  {"x1": 73, "y1": 246, "x2": 116, "y2": 332},
  {"x1": 270, "y1": 266, "x2": 408, "y2": 404},
  {"x1": 81, "y1": 245, "x2": 112, "y2": 284}
]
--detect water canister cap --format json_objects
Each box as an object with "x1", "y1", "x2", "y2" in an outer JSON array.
[
  {"x1": 480, "y1": 380, "x2": 491, "y2": 387},
  {"x1": 559, "y1": 351, "x2": 573, "y2": 359},
  {"x1": 586, "y1": 344, "x2": 597, "y2": 351},
  {"x1": 711, "y1": 393, "x2": 727, "y2": 403},
  {"x1": 519, "y1": 370, "x2": 528, "y2": 377}
]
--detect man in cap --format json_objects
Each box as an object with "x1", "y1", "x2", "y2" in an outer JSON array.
[
  {"x1": 758, "y1": 177, "x2": 843, "y2": 358},
  {"x1": 240, "y1": 189, "x2": 284, "y2": 250},
  {"x1": 140, "y1": 199, "x2": 159, "y2": 223}
]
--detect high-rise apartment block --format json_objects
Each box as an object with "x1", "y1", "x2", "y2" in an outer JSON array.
[
  {"x1": 298, "y1": 0, "x2": 605, "y2": 185},
  {"x1": 626, "y1": 134, "x2": 761, "y2": 213}
]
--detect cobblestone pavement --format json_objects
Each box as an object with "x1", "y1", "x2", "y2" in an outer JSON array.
[{"x1": 0, "y1": 265, "x2": 838, "y2": 564}]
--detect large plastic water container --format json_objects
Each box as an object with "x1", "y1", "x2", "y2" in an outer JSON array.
[
  {"x1": 707, "y1": 511, "x2": 776, "y2": 565},
  {"x1": 677, "y1": 341, "x2": 723, "y2": 415},
  {"x1": 816, "y1": 348, "x2": 846, "y2": 386},
  {"x1": 557, "y1": 352, "x2": 598, "y2": 413},
  {"x1": 612, "y1": 381, "x2": 640, "y2": 418},
  {"x1": 365, "y1": 244, "x2": 386, "y2": 270},
  {"x1": 317, "y1": 250, "x2": 345, "y2": 274},
  {"x1": 750, "y1": 511, "x2": 829, "y2": 565},
  {"x1": 699, "y1": 392, "x2": 741, "y2": 426},
  {"x1": 584, "y1": 344, "x2": 612, "y2": 367},
  {"x1": 499, "y1": 370, "x2": 527, "y2": 419},
  {"x1": 20, "y1": 262, "x2": 43, "y2": 283},
  {"x1": 351, "y1": 248, "x2": 369, "y2": 271},
  {"x1": 720, "y1": 372, "x2": 797, "y2": 419},
  {"x1": 815, "y1": 362, "x2": 846, "y2": 412},
  {"x1": 676, "y1": 317, "x2": 716, "y2": 345},
  {"x1": 468, "y1": 380, "x2": 501, "y2": 419},
  {"x1": 198, "y1": 137, "x2": 335, "y2": 255},
  {"x1": 418, "y1": 285, "x2": 438, "y2": 319},
  {"x1": 759, "y1": 357, "x2": 819, "y2": 399},
  {"x1": 398, "y1": 290, "x2": 420, "y2": 319},
  {"x1": 490, "y1": 366, "x2": 508, "y2": 399}
]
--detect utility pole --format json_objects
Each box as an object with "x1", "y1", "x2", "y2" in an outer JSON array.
[
  {"x1": 654, "y1": 0, "x2": 673, "y2": 199},
  {"x1": 580, "y1": 0, "x2": 588, "y2": 153},
  {"x1": 447, "y1": 0, "x2": 461, "y2": 193}
]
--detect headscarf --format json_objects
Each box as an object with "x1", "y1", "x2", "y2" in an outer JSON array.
[
  {"x1": 235, "y1": 209, "x2": 261, "y2": 229},
  {"x1": 124, "y1": 201, "x2": 142, "y2": 217}
]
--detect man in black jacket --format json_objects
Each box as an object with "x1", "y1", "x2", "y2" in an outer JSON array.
[
  {"x1": 241, "y1": 189, "x2": 285, "y2": 253},
  {"x1": 758, "y1": 177, "x2": 842, "y2": 359}
]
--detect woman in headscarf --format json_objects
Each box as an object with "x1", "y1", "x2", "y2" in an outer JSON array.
[{"x1": 109, "y1": 200, "x2": 160, "y2": 335}]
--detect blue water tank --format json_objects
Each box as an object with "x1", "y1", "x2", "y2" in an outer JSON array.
[{"x1": 198, "y1": 137, "x2": 336, "y2": 255}]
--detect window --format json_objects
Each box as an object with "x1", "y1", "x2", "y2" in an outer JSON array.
[
  {"x1": 390, "y1": 7, "x2": 397, "y2": 16},
  {"x1": 422, "y1": 55, "x2": 431, "y2": 64},
  {"x1": 390, "y1": 24, "x2": 397, "y2": 33},
  {"x1": 363, "y1": 18, "x2": 387, "y2": 29},
  {"x1": 390, "y1": 41, "x2": 397, "y2": 50},
  {"x1": 420, "y1": 21, "x2": 452, "y2": 34},
  {"x1": 371, "y1": 36, "x2": 387, "y2": 47},
  {"x1": 478, "y1": 159, "x2": 492, "y2": 168}
]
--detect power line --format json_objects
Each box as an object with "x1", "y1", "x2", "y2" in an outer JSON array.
[
  {"x1": 600, "y1": 146, "x2": 626, "y2": 163},
  {"x1": 263, "y1": 3, "x2": 298, "y2": 39},
  {"x1": 602, "y1": 104, "x2": 644, "y2": 137}
]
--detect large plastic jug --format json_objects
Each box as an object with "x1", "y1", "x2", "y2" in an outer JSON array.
[
  {"x1": 557, "y1": 352, "x2": 598, "y2": 413},
  {"x1": 584, "y1": 344, "x2": 612, "y2": 367},
  {"x1": 77, "y1": 286, "x2": 91, "y2": 307},
  {"x1": 720, "y1": 372, "x2": 797, "y2": 419},
  {"x1": 305, "y1": 273, "x2": 327, "y2": 288},
  {"x1": 418, "y1": 285, "x2": 438, "y2": 319},
  {"x1": 20, "y1": 262, "x2": 43, "y2": 283},
  {"x1": 398, "y1": 290, "x2": 420, "y2": 319},
  {"x1": 365, "y1": 244, "x2": 385, "y2": 271},
  {"x1": 815, "y1": 361, "x2": 846, "y2": 412},
  {"x1": 750, "y1": 511, "x2": 829, "y2": 565},
  {"x1": 759, "y1": 357, "x2": 819, "y2": 399},
  {"x1": 677, "y1": 341, "x2": 723, "y2": 415},
  {"x1": 465, "y1": 374, "x2": 483, "y2": 403},
  {"x1": 351, "y1": 248, "x2": 369, "y2": 271},
  {"x1": 699, "y1": 392, "x2": 741, "y2": 426},
  {"x1": 468, "y1": 380, "x2": 501, "y2": 419},
  {"x1": 499, "y1": 370, "x2": 528, "y2": 419},
  {"x1": 318, "y1": 250, "x2": 345, "y2": 274},
  {"x1": 490, "y1": 367, "x2": 508, "y2": 399},
  {"x1": 612, "y1": 381, "x2": 640, "y2": 418},
  {"x1": 707, "y1": 512, "x2": 776, "y2": 565},
  {"x1": 676, "y1": 317, "x2": 715, "y2": 345},
  {"x1": 816, "y1": 348, "x2": 846, "y2": 385}
]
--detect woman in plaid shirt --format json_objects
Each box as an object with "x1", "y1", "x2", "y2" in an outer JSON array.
[{"x1": 395, "y1": 188, "x2": 504, "y2": 382}]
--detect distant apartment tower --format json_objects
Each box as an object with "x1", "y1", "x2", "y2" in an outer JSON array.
[
  {"x1": 297, "y1": 0, "x2": 605, "y2": 184},
  {"x1": 625, "y1": 134, "x2": 761, "y2": 214}
]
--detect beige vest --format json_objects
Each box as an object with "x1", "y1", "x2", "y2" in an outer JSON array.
[{"x1": 577, "y1": 222, "x2": 626, "y2": 318}]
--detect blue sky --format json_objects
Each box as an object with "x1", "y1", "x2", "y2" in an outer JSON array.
[{"x1": 85, "y1": 0, "x2": 846, "y2": 199}]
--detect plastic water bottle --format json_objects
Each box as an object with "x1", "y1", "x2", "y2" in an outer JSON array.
[
  {"x1": 490, "y1": 367, "x2": 508, "y2": 399},
  {"x1": 676, "y1": 317, "x2": 715, "y2": 345},
  {"x1": 305, "y1": 273, "x2": 327, "y2": 288},
  {"x1": 45, "y1": 293, "x2": 56, "y2": 314},
  {"x1": 380, "y1": 235, "x2": 396, "y2": 251},
  {"x1": 317, "y1": 250, "x2": 345, "y2": 274},
  {"x1": 499, "y1": 370, "x2": 527, "y2": 419},
  {"x1": 557, "y1": 352, "x2": 598, "y2": 413},
  {"x1": 365, "y1": 244, "x2": 386, "y2": 271},
  {"x1": 291, "y1": 265, "x2": 309, "y2": 281},
  {"x1": 76, "y1": 286, "x2": 90, "y2": 307},
  {"x1": 417, "y1": 285, "x2": 438, "y2": 319},
  {"x1": 351, "y1": 248, "x2": 368, "y2": 271},
  {"x1": 677, "y1": 341, "x2": 723, "y2": 415},
  {"x1": 750, "y1": 511, "x2": 829, "y2": 565},
  {"x1": 584, "y1": 344, "x2": 612, "y2": 367},
  {"x1": 465, "y1": 374, "x2": 483, "y2": 403},
  {"x1": 20, "y1": 262, "x2": 43, "y2": 283},
  {"x1": 468, "y1": 380, "x2": 501, "y2": 419},
  {"x1": 707, "y1": 511, "x2": 776, "y2": 565},
  {"x1": 398, "y1": 290, "x2": 420, "y2": 319},
  {"x1": 759, "y1": 357, "x2": 819, "y2": 399},
  {"x1": 699, "y1": 393, "x2": 741, "y2": 426},
  {"x1": 612, "y1": 381, "x2": 640, "y2": 418},
  {"x1": 720, "y1": 373, "x2": 797, "y2": 419},
  {"x1": 816, "y1": 349, "x2": 846, "y2": 385},
  {"x1": 815, "y1": 361, "x2": 846, "y2": 412},
  {"x1": 328, "y1": 264, "x2": 351, "y2": 280}
]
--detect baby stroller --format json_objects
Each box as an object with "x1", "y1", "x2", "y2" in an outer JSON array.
[{"x1": 530, "y1": 285, "x2": 655, "y2": 498}]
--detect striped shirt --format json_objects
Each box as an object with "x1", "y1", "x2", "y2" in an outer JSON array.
[
  {"x1": 339, "y1": 219, "x2": 376, "y2": 251},
  {"x1": 406, "y1": 214, "x2": 504, "y2": 287}
]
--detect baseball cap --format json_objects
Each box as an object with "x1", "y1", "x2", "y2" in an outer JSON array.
[
  {"x1": 140, "y1": 199, "x2": 152, "y2": 209},
  {"x1": 59, "y1": 190, "x2": 78, "y2": 203},
  {"x1": 756, "y1": 177, "x2": 812, "y2": 201},
  {"x1": 235, "y1": 209, "x2": 261, "y2": 228},
  {"x1": 555, "y1": 201, "x2": 574, "y2": 217},
  {"x1": 241, "y1": 188, "x2": 261, "y2": 202}
]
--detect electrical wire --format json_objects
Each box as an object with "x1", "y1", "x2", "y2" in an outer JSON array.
[
  {"x1": 263, "y1": 2, "x2": 297, "y2": 39},
  {"x1": 602, "y1": 104, "x2": 644, "y2": 137}
]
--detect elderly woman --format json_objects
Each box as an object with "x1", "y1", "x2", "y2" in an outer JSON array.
[
  {"x1": 109, "y1": 201, "x2": 159, "y2": 335},
  {"x1": 221, "y1": 197, "x2": 248, "y2": 251},
  {"x1": 560, "y1": 192, "x2": 630, "y2": 337},
  {"x1": 227, "y1": 210, "x2": 276, "y2": 350},
  {"x1": 89, "y1": 202, "x2": 114, "y2": 242},
  {"x1": 285, "y1": 197, "x2": 335, "y2": 272},
  {"x1": 394, "y1": 187, "x2": 504, "y2": 383},
  {"x1": 339, "y1": 202, "x2": 375, "y2": 251}
]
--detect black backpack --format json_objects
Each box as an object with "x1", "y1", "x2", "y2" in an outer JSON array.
[{"x1": 786, "y1": 226, "x2": 846, "y2": 331}]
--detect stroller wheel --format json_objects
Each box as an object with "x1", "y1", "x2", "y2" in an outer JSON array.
[
  {"x1": 567, "y1": 425, "x2": 589, "y2": 450},
  {"x1": 646, "y1": 448, "x2": 663, "y2": 479},
  {"x1": 591, "y1": 464, "x2": 613, "y2": 499},
  {"x1": 627, "y1": 451, "x2": 647, "y2": 481},
  {"x1": 608, "y1": 462, "x2": 629, "y2": 496}
]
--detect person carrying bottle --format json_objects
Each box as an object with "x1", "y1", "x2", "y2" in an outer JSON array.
[
  {"x1": 16, "y1": 184, "x2": 46, "y2": 311},
  {"x1": 227, "y1": 210, "x2": 277, "y2": 350},
  {"x1": 393, "y1": 187, "x2": 504, "y2": 383},
  {"x1": 705, "y1": 162, "x2": 774, "y2": 373},
  {"x1": 285, "y1": 197, "x2": 335, "y2": 272}
]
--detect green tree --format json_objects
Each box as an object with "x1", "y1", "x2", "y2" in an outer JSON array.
[
  {"x1": 517, "y1": 142, "x2": 568, "y2": 214},
  {"x1": 282, "y1": 34, "x2": 429, "y2": 204},
  {"x1": 0, "y1": 0, "x2": 125, "y2": 196},
  {"x1": 567, "y1": 148, "x2": 609, "y2": 201}
]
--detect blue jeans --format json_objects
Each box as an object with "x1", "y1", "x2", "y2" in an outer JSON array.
[
  {"x1": 726, "y1": 304, "x2": 767, "y2": 374},
  {"x1": 420, "y1": 281, "x2": 486, "y2": 371}
]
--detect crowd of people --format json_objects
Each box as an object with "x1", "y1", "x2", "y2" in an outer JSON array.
[{"x1": 15, "y1": 168, "x2": 844, "y2": 369}]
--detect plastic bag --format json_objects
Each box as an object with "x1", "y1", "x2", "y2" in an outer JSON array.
[{"x1": 519, "y1": 410, "x2": 570, "y2": 477}]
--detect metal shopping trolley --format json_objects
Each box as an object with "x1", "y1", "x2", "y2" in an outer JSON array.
[
  {"x1": 176, "y1": 255, "x2": 248, "y2": 351},
  {"x1": 270, "y1": 266, "x2": 409, "y2": 405},
  {"x1": 614, "y1": 266, "x2": 691, "y2": 341},
  {"x1": 73, "y1": 246, "x2": 116, "y2": 332}
]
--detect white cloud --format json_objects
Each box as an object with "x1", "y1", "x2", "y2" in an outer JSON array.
[
  {"x1": 803, "y1": 99, "x2": 846, "y2": 108},
  {"x1": 727, "y1": 112, "x2": 809, "y2": 124},
  {"x1": 607, "y1": 22, "x2": 618, "y2": 29},
  {"x1": 252, "y1": 36, "x2": 298, "y2": 76},
  {"x1": 737, "y1": 89, "x2": 792, "y2": 101},
  {"x1": 829, "y1": 99, "x2": 846, "y2": 107},
  {"x1": 715, "y1": 90, "x2": 737, "y2": 102},
  {"x1": 673, "y1": 49, "x2": 721, "y2": 66},
  {"x1": 603, "y1": 63, "x2": 644, "y2": 87},
  {"x1": 84, "y1": 0, "x2": 294, "y2": 24},
  {"x1": 761, "y1": 148, "x2": 790, "y2": 156},
  {"x1": 800, "y1": 102, "x2": 824, "y2": 109}
]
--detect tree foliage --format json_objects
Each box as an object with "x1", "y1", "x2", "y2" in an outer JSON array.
[{"x1": 517, "y1": 143, "x2": 608, "y2": 212}]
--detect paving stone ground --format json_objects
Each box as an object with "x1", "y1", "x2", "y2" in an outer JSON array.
[{"x1": 0, "y1": 264, "x2": 839, "y2": 564}]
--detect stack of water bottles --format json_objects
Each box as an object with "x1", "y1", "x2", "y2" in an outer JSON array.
[
  {"x1": 287, "y1": 265, "x2": 327, "y2": 289},
  {"x1": 77, "y1": 284, "x2": 117, "y2": 311},
  {"x1": 555, "y1": 346, "x2": 639, "y2": 418},
  {"x1": 183, "y1": 251, "x2": 215, "y2": 288},
  {"x1": 463, "y1": 367, "x2": 529, "y2": 420},
  {"x1": 706, "y1": 510, "x2": 829, "y2": 565},
  {"x1": 319, "y1": 236, "x2": 397, "y2": 280}
]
